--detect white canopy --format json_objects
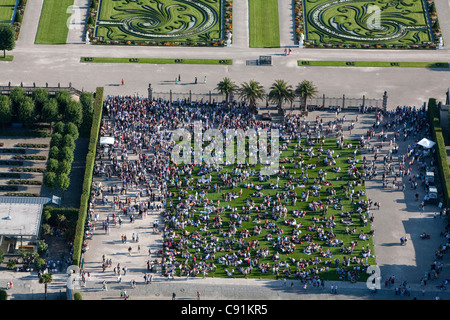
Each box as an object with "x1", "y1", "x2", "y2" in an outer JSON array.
[
  {"x1": 417, "y1": 138, "x2": 435, "y2": 149},
  {"x1": 100, "y1": 137, "x2": 115, "y2": 145}
]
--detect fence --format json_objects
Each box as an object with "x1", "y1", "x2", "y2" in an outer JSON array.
[
  {"x1": 0, "y1": 83, "x2": 83, "y2": 96},
  {"x1": 307, "y1": 93, "x2": 385, "y2": 109},
  {"x1": 148, "y1": 84, "x2": 387, "y2": 111}
]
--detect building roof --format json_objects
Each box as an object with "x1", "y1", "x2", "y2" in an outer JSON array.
[{"x1": 0, "y1": 197, "x2": 53, "y2": 237}]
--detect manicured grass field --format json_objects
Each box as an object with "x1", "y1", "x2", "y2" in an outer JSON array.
[
  {"x1": 166, "y1": 138, "x2": 376, "y2": 281},
  {"x1": 298, "y1": 60, "x2": 449, "y2": 68},
  {"x1": 249, "y1": 0, "x2": 280, "y2": 48},
  {"x1": 80, "y1": 57, "x2": 232, "y2": 65},
  {"x1": 0, "y1": 55, "x2": 14, "y2": 62},
  {"x1": 35, "y1": 0, "x2": 74, "y2": 44},
  {"x1": 0, "y1": 0, "x2": 16, "y2": 22}
]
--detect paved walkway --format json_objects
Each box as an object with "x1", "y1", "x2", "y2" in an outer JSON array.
[
  {"x1": 66, "y1": 0, "x2": 90, "y2": 44},
  {"x1": 279, "y1": 0, "x2": 296, "y2": 48},
  {"x1": 2, "y1": 0, "x2": 449, "y2": 108}
]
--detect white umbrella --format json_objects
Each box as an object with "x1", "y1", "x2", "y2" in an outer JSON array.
[{"x1": 417, "y1": 138, "x2": 435, "y2": 149}]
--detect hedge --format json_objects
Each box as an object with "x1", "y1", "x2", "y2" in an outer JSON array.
[
  {"x1": 428, "y1": 98, "x2": 450, "y2": 208},
  {"x1": 72, "y1": 87, "x2": 104, "y2": 266}
]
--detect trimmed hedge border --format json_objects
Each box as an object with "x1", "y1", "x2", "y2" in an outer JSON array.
[
  {"x1": 428, "y1": 98, "x2": 450, "y2": 207},
  {"x1": 72, "y1": 87, "x2": 104, "y2": 266}
]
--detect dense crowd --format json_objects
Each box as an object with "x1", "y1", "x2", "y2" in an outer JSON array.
[{"x1": 87, "y1": 96, "x2": 449, "y2": 291}]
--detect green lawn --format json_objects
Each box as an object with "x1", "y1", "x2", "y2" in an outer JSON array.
[
  {"x1": 0, "y1": 55, "x2": 14, "y2": 62},
  {"x1": 35, "y1": 0, "x2": 74, "y2": 44},
  {"x1": 249, "y1": 0, "x2": 280, "y2": 48},
  {"x1": 166, "y1": 138, "x2": 376, "y2": 281},
  {"x1": 0, "y1": 2, "x2": 15, "y2": 22},
  {"x1": 81, "y1": 57, "x2": 232, "y2": 65},
  {"x1": 298, "y1": 60, "x2": 449, "y2": 69}
]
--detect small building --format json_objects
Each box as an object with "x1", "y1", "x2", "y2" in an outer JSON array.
[{"x1": 0, "y1": 196, "x2": 59, "y2": 255}]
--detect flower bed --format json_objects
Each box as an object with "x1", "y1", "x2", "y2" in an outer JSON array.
[
  {"x1": 11, "y1": 167, "x2": 45, "y2": 173},
  {"x1": 13, "y1": 155, "x2": 47, "y2": 160},
  {"x1": 87, "y1": 0, "x2": 231, "y2": 47},
  {"x1": 16, "y1": 143, "x2": 49, "y2": 148},
  {"x1": 8, "y1": 179, "x2": 43, "y2": 185},
  {"x1": 5, "y1": 192, "x2": 40, "y2": 197},
  {"x1": 296, "y1": 0, "x2": 441, "y2": 49}
]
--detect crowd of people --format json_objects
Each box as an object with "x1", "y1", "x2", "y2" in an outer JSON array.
[{"x1": 83, "y1": 95, "x2": 449, "y2": 298}]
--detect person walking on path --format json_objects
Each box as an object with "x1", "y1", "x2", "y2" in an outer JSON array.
[{"x1": 197, "y1": 291, "x2": 201, "y2": 300}]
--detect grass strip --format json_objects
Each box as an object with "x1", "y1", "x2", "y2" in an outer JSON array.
[
  {"x1": 80, "y1": 57, "x2": 232, "y2": 65},
  {"x1": 0, "y1": 55, "x2": 13, "y2": 61},
  {"x1": 298, "y1": 60, "x2": 449, "y2": 68},
  {"x1": 35, "y1": 0, "x2": 74, "y2": 44},
  {"x1": 249, "y1": 0, "x2": 280, "y2": 48}
]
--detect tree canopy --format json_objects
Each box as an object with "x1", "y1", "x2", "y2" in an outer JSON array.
[{"x1": 0, "y1": 25, "x2": 15, "y2": 58}]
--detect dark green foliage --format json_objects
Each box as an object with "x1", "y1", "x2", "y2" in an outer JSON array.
[{"x1": 0, "y1": 24, "x2": 15, "y2": 58}]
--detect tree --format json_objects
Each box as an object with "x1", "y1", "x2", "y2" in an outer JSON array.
[
  {"x1": 49, "y1": 146, "x2": 59, "y2": 159},
  {"x1": 57, "y1": 173, "x2": 70, "y2": 198},
  {"x1": 62, "y1": 134, "x2": 75, "y2": 151},
  {"x1": 64, "y1": 122, "x2": 79, "y2": 140},
  {"x1": 238, "y1": 80, "x2": 265, "y2": 108},
  {"x1": 59, "y1": 146, "x2": 74, "y2": 163},
  {"x1": 295, "y1": 80, "x2": 318, "y2": 111},
  {"x1": 46, "y1": 158, "x2": 58, "y2": 172},
  {"x1": 64, "y1": 100, "x2": 83, "y2": 127},
  {"x1": 215, "y1": 77, "x2": 237, "y2": 104},
  {"x1": 37, "y1": 240, "x2": 48, "y2": 256},
  {"x1": 35, "y1": 258, "x2": 46, "y2": 271},
  {"x1": 57, "y1": 159, "x2": 72, "y2": 175},
  {"x1": 9, "y1": 86, "x2": 25, "y2": 118},
  {"x1": 41, "y1": 98, "x2": 58, "y2": 131},
  {"x1": 53, "y1": 121, "x2": 65, "y2": 135},
  {"x1": 0, "y1": 249, "x2": 4, "y2": 265},
  {"x1": 17, "y1": 96, "x2": 36, "y2": 126},
  {"x1": 0, "y1": 25, "x2": 15, "y2": 58},
  {"x1": 43, "y1": 171, "x2": 57, "y2": 189},
  {"x1": 32, "y1": 88, "x2": 49, "y2": 118},
  {"x1": 55, "y1": 90, "x2": 71, "y2": 116},
  {"x1": 39, "y1": 273, "x2": 53, "y2": 300},
  {"x1": 0, "y1": 95, "x2": 12, "y2": 129},
  {"x1": 268, "y1": 80, "x2": 295, "y2": 108}
]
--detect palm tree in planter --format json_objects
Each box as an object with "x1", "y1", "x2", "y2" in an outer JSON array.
[
  {"x1": 295, "y1": 80, "x2": 318, "y2": 112},
  {"x1": 215, "y1": 77, "x2": 237, "y2": 104},
  {"x1": 268, "y1": 80, "x2": 295, "y2": 111},
  {"x1": 39, "y1": 273, "x2": 53, "y2": 300},
  {"x1": 238, "y1": 80, "x2": 265, "y2": 112}
]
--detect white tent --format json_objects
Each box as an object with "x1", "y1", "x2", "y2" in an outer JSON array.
[
  {"x1": 100, "y1": 137, "x2": 115, "y2": 145},
  {"x1": 417, "y1": 138, "x2": 435, "y2": 149}
]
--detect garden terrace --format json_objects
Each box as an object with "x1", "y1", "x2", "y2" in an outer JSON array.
[
  {"x1": 296, "y1": 0, "x2": 440, "y2": 49},
  {"x1": 89, "y1": 0, "x2": 230, "y2": 46}
]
